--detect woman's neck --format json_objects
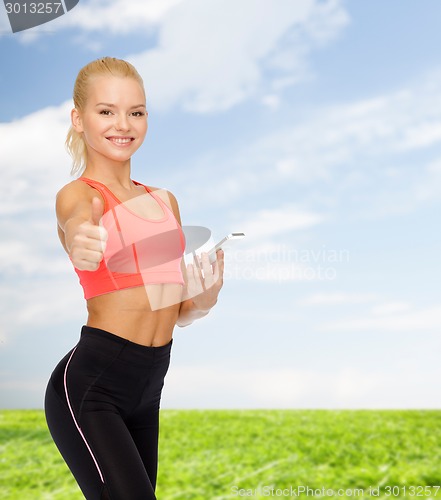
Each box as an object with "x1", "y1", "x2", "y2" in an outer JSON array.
[{"x1": 83, "y1": 159, "x2": 133, "y2": 190}]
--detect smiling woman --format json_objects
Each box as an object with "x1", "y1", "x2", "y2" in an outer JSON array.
[
  {"x1": 65, "y1": 57, "x2": 147, "y2": 178},
  {"x1": 70, "y1": 76, "x2": 148, "y2": 172},
  {"x1": 43, "y1": 57, "x2": 225, "y2": 500}
]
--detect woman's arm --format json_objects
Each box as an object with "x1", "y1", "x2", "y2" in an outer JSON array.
[
  {"x1": 177, "y1": 249, "x2": 224, "y2": 327},
  {"x1": 56, "y1": 181, "x2": 107, "y2": 270},
  {"x1": 163, "y1": 190, "x2": 224, "y2": 327},
  {"x1": 176, "y1": 300, "x2": 210, "y2": 327}
]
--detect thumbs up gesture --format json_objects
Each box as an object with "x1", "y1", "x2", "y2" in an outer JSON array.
[{"x1": 68, "y1": 197, "x2": 108, "y2": 271}]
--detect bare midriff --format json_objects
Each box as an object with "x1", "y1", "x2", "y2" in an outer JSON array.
[{"x1": 85, "y1": 284, "x2": 184, "y2": 347}]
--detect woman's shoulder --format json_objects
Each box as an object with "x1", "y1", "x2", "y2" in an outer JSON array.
[
  {"x1": 56, "y1": 178, "x2": 104, "y2": 208},
  {"x1": 57, "y1": 177, "x2": 103, "y2": 194}
]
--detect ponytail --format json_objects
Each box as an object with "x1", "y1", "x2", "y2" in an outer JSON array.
[{"x1": 65, "y1": 126, "x2": 87, "y2": 178}]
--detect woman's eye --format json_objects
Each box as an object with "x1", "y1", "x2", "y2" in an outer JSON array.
[
  {"x1": 131, "y1": 111, "x2": 145, "y2": 117},
  {"x1": 99, "y1": 110, "x2": 112, "y2": 116}
]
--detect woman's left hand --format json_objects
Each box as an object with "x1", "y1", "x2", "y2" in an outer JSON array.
[{"x1": 184, "y1": 249, "x2": 224, "y2": 311}]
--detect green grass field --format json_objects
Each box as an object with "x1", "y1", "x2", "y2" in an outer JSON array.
[{"x1": 1, "y1": 410, "x2": 440, "y2": 499}]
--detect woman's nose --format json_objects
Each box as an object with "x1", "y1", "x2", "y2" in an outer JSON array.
[{"x1": 115, "y1": 114, "x2": 129, "y2": 131}]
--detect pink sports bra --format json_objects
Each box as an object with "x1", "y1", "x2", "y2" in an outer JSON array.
[{"x1": 72, "y1": 177, "x2": 185, "y2": 300}]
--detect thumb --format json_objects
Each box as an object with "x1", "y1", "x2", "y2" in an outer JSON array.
[{"x1": 90, "y1": 197, "x2": 104, "y2": 226}]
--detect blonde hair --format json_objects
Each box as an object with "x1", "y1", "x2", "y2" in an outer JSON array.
[{"x1": 66, "y1": 57, "x2": 145, "y2": 178}]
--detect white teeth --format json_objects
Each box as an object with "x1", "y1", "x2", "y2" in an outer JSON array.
[{"x1": 110, "y1": 137, "x2": 132, "y2": 144}]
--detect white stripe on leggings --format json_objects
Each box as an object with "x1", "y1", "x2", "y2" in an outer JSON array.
[{"x1": 63, "y1": 347, "x2": 105, "y2": 483}]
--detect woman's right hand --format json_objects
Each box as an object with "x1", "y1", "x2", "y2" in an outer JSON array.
[{"x1": 66, "y1": 197, "x2": 108, "y2": 271}]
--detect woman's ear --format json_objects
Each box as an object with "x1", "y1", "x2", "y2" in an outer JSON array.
[{"x1": 71, "y1": 108, "x2": 84, "y2": 132}]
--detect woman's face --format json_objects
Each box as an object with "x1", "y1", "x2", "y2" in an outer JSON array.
[{"x1": 73, "y1": 75, "x2": 148, "y2": 165}]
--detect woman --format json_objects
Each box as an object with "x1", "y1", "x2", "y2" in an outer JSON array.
[{"x1": 44, "y1": 57, "x2": 224, "y2": 500}]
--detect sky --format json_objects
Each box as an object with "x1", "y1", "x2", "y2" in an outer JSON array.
[{"x1": 0, "y1": 0, "x2": 440, "y2": 409}]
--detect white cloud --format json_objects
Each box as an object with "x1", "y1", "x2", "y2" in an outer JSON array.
[
  {"x1": 0, "y1": 100, "x2": 81, "y2": 346},
  {"x1": 0, "y1": 244, "x2": 69, "y2": 277},
  {"x1": 10, "y1": 0, "x2": 183, "y2": 39},
  {"x1": 0, "y1": 101, "x2": 72, "y2": 214},
  {"x1": 163, "y1": 363, "x2": 441, "y2": 408},
  {"x1": 62, "y1": 0, "x2": 183, "y2": 33},
  {"x1": 174, "y1": 68, "x2": 441, "y2": 218},
  {"x1": 428, "y1": 159, "x2": 441, "y2": 174},
  {"x1": 261, "y1": 94, "x2": 281, "y2": 111},
  {"x1": 0, "y1": 277, "x2": 84, "y2": 346},
  {"x1": 321, "y1": 303, "x2": 441, "y2": 333},
  {"x1": 0, "y1": 329, "x2": 6, "y2": 346},
  {"x1": 258, "y1": 83, "x2": 441, "y2": 187},
  {"x1": 371, "y1": 301, "x2": 411, "y2": 315},
  {"x1": 12, "y1": 0, "x2": 350, "y2": 98},
  {"x1": 241, "y1": 206, "x2": 324, "y2": 241},
  {"x1": 298, "y1": 292, "x2": 377, "y2": 306},
  {"x1": 0, "y1": 377, "x2": 47, "y2": 392},
  {"x1": 0, "y1": 375, "x2": 49, "y2": 409},
  {"x1": 127, "y1": 0, "x2": 349, "y2": 113},
  {"x1": 414, "y1": 157, "x2": 441, "y2": 202},
  {"x1": 216, "y1": 211, "x2": 330, "y2": 283}
]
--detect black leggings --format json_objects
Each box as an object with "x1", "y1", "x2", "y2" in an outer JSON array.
[{"x1": 44, "y1": 325, "x2": 172, "y2": 500}]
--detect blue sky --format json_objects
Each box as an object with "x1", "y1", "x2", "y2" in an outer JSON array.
[{"x1": 0, "y1": 0, "x2": 440, "y2": 409}]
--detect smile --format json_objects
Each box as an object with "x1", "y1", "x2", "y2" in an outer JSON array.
[{"x1": 106, "y1": 136, "x2": 134, "y2": 145}]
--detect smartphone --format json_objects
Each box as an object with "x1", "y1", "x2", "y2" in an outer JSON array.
[{"x1": 207, "y1": 232, "x2": 245, "y2": 263}]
